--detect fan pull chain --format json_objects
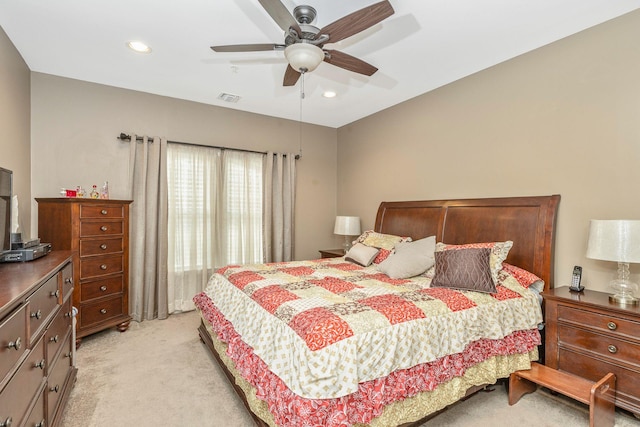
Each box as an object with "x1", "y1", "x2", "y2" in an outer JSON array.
[{"x1": 298, "y1": 71, "x2": 305, "y2": 157}]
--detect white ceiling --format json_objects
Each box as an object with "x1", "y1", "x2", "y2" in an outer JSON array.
[{"x1": 1, "y1": 0, "x2": 639, "y2": 128}]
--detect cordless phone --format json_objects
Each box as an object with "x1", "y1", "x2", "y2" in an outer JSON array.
[{"x1": 569, "y1": 265, "x2": 584, "y2": 292}]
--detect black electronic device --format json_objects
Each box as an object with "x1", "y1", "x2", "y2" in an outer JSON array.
[
  {"x1": 569, "y1": 265, "x2": 584, "y2": 292},
  {"x1": 0, "y1": 167, "x2": 11, "y2": 257},
  {"x1": 0, "y1": 243, "x2": 51, "y2": 263}
]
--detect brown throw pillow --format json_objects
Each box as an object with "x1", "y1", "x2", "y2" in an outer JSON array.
[{"x1": 431, "y1": 247, "x2": 496, "y2": 293}]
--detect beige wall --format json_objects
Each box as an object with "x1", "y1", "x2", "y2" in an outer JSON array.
[
  {"x1": 0, "y1": 26, "x2": 31, "y2": 237},
  {"x1": 30, "y1": 74, "x2": 338, "y2": 260},
  {"x1": 337, "y1": 10, "x2": 640, "y2": 293}
]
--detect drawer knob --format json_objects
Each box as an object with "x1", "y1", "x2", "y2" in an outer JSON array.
[
  {"x1": 101, "y1": 209, "x2": 108, "y2": 215},
  {"x1": 50, "y1": 334, "x2": 59, "y2": 343},
  {"x1": 100, "y1": 244, "x2": 108, "y2": 250},
  {"x1": 100, "y1": 226, "x2": 108, "y2": 232},
  {"x1": 0, "y1": 416, "x2": 13, "y2": 427},
  {"x1": 50, "y1": 384, "x2": 60, "y2": 393},
  {"x1": 607, "y1": 321, "x2": 617, "y2": 330},
  {"x1": 34, "y1": 359, "x2": 46, "y2": 370},
  {"x1": 50, "y1": 289, "x2": 60, "y2": 298},
  {"x1": 65, "y1": 277, "x2": 73, "y2": 284},
  {"x1": 7, "y1": 337, "x2": 21, "y2": 350},
  {"x1": 65, "y1": 351, "x2": 72, "y2": 358},
  {"x1": 35, "y1": 420, "x2": 45, "y2": 427},
  {"x1": 100, "y1": 308, "x2": 108, "y2": 314},
  {"x1": 607, "y1": 345, "x2": 618, "y2": 354},
  {"x1": 100, "y1": 264, "x2": 108, "y2": 270},
  {"x1": 100, "y1": 285, "x2": 108, "y2": 291},
  {"x1": 31, "y1": 309, "x2": 42, "y2": 320}
]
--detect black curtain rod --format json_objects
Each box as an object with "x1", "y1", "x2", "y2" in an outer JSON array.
[{"x1": 117, "y1": 133, "x2": 300, "y2": 159}]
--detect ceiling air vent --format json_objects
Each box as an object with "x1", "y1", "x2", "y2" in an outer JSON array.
[{"x1": 218, "y1": 93, "x2": 241, "y2": 103}]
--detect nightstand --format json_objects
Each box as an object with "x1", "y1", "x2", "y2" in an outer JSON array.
[
  {"x1": 544, "y1": 286, "x2": 640, "y2": 416},
  {"x1": 319, "y1": 249, "x2": 345, "y2": 258}
]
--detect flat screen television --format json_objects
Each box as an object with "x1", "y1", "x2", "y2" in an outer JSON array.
[{"x1": 0, "y1": 167, "x2": 12, "y2": 255}]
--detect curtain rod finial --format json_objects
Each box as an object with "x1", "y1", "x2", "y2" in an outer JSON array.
[{"x1": 118, "y1": 133, "x2": 132, "y2": 141}]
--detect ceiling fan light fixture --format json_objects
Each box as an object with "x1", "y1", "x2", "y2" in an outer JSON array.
[
  {"x1": 127, "y1": 40, "x2": 152, "y2": 54},
  {"x1": 284, "y1": 43, "x2": 324, "y2": 73}
]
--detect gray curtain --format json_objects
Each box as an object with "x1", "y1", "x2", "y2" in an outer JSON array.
[
  {"x1": 128, "y1": 135, "x2": 169, "y2": 321},
  {"x1": 263, "y1": 152, "x2": 296, "y2": 262}
]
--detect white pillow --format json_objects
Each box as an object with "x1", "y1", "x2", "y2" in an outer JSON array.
[
  {"x1": 376, "y1": 236, "x2": 436, "y2": 279},
  {"x1": 345, "y1": 243, "x2": 380, "y2": 267}
]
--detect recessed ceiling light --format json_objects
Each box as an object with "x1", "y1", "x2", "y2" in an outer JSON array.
[
  {"x1": 127, "y1": 41, "x2": 152, "y2": 54},
  {"x1": 323, "y1": 91, "x2": 337, "y2": 98}
]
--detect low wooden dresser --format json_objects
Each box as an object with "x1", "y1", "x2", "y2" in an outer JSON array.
[
  {"x1": 544, "y1": 286, "x2": 640, "y2": 416},
  {"x1": 0, "y1": 251, "x2": 77, "y2": 427},
  {"x1": 36, "y1": 198, "x2": 132, "y2": 346}
]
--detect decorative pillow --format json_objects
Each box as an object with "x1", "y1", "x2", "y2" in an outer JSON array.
[
  {"x1": 431, "y1": 247, "x2": 496, "y2": 293},
  {"x1": 353, "y1": 230, "x2": 412, "y2": 264},
  {"x1": 435, "y1": 241, "x2": 513, "y2": 284},
  {"x1": 376, "y1": 236, "x2": 436, "y2": 279},
  {"x1": 501, "y1": 263, "x2": 544, "y2": 292},
  {"x1": 345, "y1": 243, "x2": 380, "y2": 267}
]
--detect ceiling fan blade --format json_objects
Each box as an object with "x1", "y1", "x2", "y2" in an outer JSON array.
[
  {"x1": 318, "y1": 0, "x2": 394, "y2": 44},
  {"x1": 257, "y1": 0, "x2": 302, "y2": 36},
  {"x1": 283, "y1": 65, "x2": 301, "y2": 86},
  {"x1": 211, "y1": 44, "x2": 284, "y2": 52},
  {"x1": 324, "y1": 50, "x2": 378, "y2": 76}
]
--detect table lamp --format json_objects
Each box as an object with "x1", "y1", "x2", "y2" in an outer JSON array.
[
  {"x1": 334, "y1": 216, "x2": 361, "y2": 253},
  {"x1": 586, "y1": 219, "x2": 640, "y2": 306}
]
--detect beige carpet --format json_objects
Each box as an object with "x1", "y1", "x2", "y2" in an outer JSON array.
[{"x1": 60, "y1": 311, "x2": 640, "y2": 427}]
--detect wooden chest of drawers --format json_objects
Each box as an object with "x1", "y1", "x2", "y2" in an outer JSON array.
[
  {"x1": 544, "y1": 286, "x2": 640, "y2": 416},
  {"x1": 36, "y1": 198, "x2": 132, "y2": 345},
  {"x1": 0, "y1": 251, "x2": 77, "y2": 427}
]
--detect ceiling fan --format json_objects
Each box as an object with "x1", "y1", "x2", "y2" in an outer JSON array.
[{"x1": 211, "y1": 0, "x2": 395, "y2": 86}]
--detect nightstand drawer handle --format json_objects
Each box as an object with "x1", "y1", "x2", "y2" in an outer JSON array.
[
  {"x1": 100, "y1": 308, "x2": 108, "y2": 314},
  {"x1": 100, "y1": 226, "x2": 108, "y2": 231},
  {"x1": 100, "y1": 244, "x2": 108, "y2": 250},
  {"x1": 101, "y1": 209, "x2": 108, "y2": 215},
  {"x1": 607, "y1": 321, "x2": 617, "y2": 330},
  {"x1": 100, "y1": 285, "x2": 107, "y2": 291},
  {"x1": 607, "y1": 345, "x2": 618, "y2": 354},
  {"x1": 7, "y1": 337, "x2": 21, "y2": 350},
  {"x1": 100, "y1": 264, "x2": 108, "y2": 270}
]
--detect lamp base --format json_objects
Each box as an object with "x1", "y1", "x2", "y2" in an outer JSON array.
[{"x1": 609, "y1": 293, "x2": 639, "y2": 306}]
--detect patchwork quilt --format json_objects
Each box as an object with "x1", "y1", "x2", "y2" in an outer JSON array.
[{"x1": 195, "y1": 257, "x2": 543, "y2": 400}]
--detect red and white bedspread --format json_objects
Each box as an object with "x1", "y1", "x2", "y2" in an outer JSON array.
[{"x1": 194, "y1": 258, "x2": 543, "y2": 402}]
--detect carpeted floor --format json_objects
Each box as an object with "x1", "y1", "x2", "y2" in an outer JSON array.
[{"x1": 59, "y1": 311, "x2": 640, "y2": 427}]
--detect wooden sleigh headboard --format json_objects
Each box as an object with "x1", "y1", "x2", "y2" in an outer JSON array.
[{"x1": 374, "y1": 195, "x2": 561, "y2": 289}]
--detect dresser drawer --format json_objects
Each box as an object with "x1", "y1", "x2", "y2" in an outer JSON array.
[
  {"x1": 559, "y1": 347, "x2": 640, "y2": 414},
  {"x1": 80, "y1": 204, "x2": 124, "y2": 219},
  {"x1": 558, "y1": 305, "x2": 640, "y2": 342},
  {"x1": 45, "y1": 300, "x2": 73, "y2": 369},
  {"x1": 80, "y1": 254, "x2": 123, "y2": 279},
  {"x1": 27, "y1": 274, "x2": 60, "y2": 346},
  {"x1": 0, "y1": 303, "x2": 27, "y2": 385},
  {"x1": 80, "y1": 220, "x2": 124, "y2": 237},
  {"x1": 61, "y1": 262, "x2": 74, "y2": 304},
  {"x1": 558, "y1": 323, "x2": 640, "y2": 369},
  {"x1": 80, "y1": 296, "x2": 125, "y2": 328},
  {"x1": 81, "y1": 276, "x2": 123, "y2": 301},
  {"x1": 22, "y1": 385, "x2": 46, "y2": 427},
  {"x1": 80, "y1": 236, "x2": 124, "y2": 256},
  {"x1": 47, "y1": 330, "x2": 73, "y2": 422},
  {"x1": 0, "y1": 335, "x2": 46, "y2": 427}
]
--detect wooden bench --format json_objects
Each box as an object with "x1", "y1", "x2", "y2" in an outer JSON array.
[{"x1": 509, "y1": 362, "x2": 616, "y2": 427}]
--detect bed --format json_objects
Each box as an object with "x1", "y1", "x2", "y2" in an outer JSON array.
[{"x1": 195, "y1": 195, "x2": 560, "y2": 427}]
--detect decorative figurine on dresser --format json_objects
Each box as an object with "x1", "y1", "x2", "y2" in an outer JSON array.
[{"x1": 36, "y1": 198, "x2": 132, "y2": 346}]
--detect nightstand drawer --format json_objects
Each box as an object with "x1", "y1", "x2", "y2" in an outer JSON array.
[
  {"x1": 559, "y1": 347, "x2": 640, "y2": 414},
  {"x1": 81, "y1": 276, "x2": 123, "y2": 301},
  {"x1": 558, "y1": 305, "x2": 640, "y2": 342},
  {"x1": 558, "y1": 324, "x2": 640, "y2": 368}
]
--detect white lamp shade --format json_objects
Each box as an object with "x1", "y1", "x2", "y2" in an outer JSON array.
[
  {"x1": 334, "y1": 216, "x2": 361, "y2": 236},
  {"x1": 284, "y1": 43, "x2": 324, "y2": 72},
  {"x1": 586, "y1": 220, "x2": 640, "y2": 263}
]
